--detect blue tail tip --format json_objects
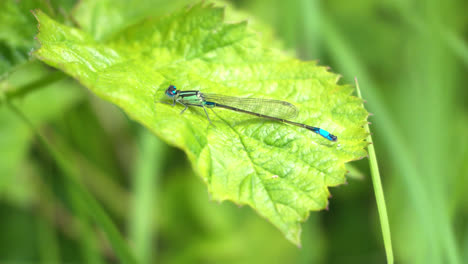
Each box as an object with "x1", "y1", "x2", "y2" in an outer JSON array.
[{"x1": 311, "y1": 127, "x2": 338, "y2": 142}]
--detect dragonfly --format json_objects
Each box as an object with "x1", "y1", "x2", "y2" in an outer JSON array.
[{"x1": 164, "y1": 85, "x2": 337, "y2": 142}]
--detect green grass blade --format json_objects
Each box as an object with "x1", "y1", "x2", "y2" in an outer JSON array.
[
  {"x1": 129, "y1": 130, "x2": 166, "y2": 263},
  {"x1": 1, "y1": 70, "x2": 66, "y2": 104},
  {"x1": 66, "y1": 179, "x2": 104, "y2": 264},
  {"x1": 320, "y1": 15, "x2": 442, "y2": 261},
  {"x1": 355, "y1": 78, "x2": 393, "y2": 264},
  {"x1": 387, "y1": 1, "x2": 468, "y2": 68},
  {"x1": 299, "y1": 0, "x2": 322, "y2": 58},
  {"x1": 37, "y1": 216, "x2": 61, "y2": 264},
  {"x1": 7, "y1": 102, "x2": 137, "y2": 264},
  {"x1": 441, "y1": 29, "x2": 468, "y2": 68},
  {"x1": 54, "y1": 137, "x2": 131, "y2": 220},
  {"x1": 382, "y1": 3, "x2": 463, "y2": 262}
]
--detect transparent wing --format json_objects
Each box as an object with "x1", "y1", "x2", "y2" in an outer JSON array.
[{"x1": 202, "y1": 93, "x2": 298, "y2": 119}]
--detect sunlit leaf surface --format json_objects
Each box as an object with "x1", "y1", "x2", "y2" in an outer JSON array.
[{"x1": 34, "y1": 3, "x2": 368, "y2": 245}]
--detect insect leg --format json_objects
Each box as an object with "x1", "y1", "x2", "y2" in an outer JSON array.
[
  {"x1": 201, "y1": 104, "x2": 212, "y2": 124},
  {"x1": 176, "y1": 100, "x2": 188, "y2": 114}
]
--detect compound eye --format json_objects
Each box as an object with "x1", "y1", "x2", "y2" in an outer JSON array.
[{"x1": 166, "y1": 85, "x2": 177, "y2": 97}]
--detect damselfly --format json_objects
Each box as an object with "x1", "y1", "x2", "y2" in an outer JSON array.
[{"x1": 164, "y1": 85, "x2": 337, "y2": 142}]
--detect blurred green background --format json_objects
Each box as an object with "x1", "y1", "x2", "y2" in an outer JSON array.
[{"x1": 1, "y1": 0, "x2": 467, "y2": 263}]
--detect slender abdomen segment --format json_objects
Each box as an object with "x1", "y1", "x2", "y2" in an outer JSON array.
[
  {"x1": 210, "y1": 102, "x2": 338, "y2": 142},
  {"x1": 204, "y1": 101, "x2": 216, "y2": 108},
  {"x1": 308, "y1": 127, "x2": 338, "y2": 142}
]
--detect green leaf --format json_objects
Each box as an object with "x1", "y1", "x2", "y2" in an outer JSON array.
[{"x1": 33, "y1": 3, "x2": 368, "y2": 245}]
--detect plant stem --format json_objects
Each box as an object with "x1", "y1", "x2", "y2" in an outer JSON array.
[{"x1": 355, "y1": 78, "x2": 394, "y2": 264}]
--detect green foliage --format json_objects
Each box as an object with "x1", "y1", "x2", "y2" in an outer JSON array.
[
  {"x1": 0, "y1": 62, "x2": 82, "y2": 206},
  {"x1": 0, "y1": 0, "x2": 76, "y2": 75},
  {"x1": 0, "y1": 0, "x2": 80, "y2": 202},
  {"x1": 0, "y1": 0, "x2": 37, "y2": 75},
  {"x1": 33, "y1": 3, "x2": 368, "y2": 244},
  {"x1": 4, "y1": 0, "x2": 464, "y2": 262},
  {"x1": 0, "y1": 0, "x2": 83, "y2": 207}
]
